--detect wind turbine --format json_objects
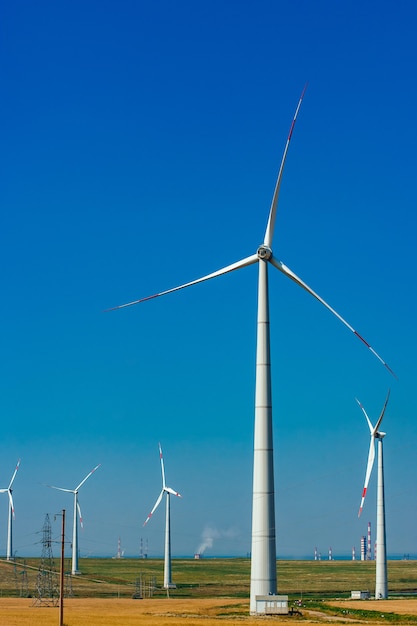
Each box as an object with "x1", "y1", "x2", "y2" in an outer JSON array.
[
  {"x1": 48, "y1": 464, "x2": 100, "y2": 575},
  {"x1": 108, "y1": 87, "x2": 395, "y2": 613},
  {"x1": 143, "y1": 443, "x2": 182, "y2": 589},
  {"x1": 357, "y1": 390, "x2": 390, "y2": 599},
  {"x1": 0, "y1": 459, "x2": 20, "y2": 561}
]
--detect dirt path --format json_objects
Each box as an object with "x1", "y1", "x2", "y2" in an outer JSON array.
[{"x1": 303, "y1": 609, "x2": 360, "y2": 622}]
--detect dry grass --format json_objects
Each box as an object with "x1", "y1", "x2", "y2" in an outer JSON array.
[
  {"x1": 2, "y1": 597, "x2": 417, "y2": 626},
  {"x1": 0, "y1": 597, "x2": 291, "y2": 625},
  {"x1": 329, "y1": 598, "x2": 417, "y2": 615}
]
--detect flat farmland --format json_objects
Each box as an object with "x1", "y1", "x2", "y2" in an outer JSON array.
[
  {"x1": 3, "y1": 597, "x2": 417, "y2": 625},
  {"x1": 1, "y1": 558, "x2": 417, "y2": 624},
  {"x1": 0, "y1": 598, "x2": 254, "y2": 626}
]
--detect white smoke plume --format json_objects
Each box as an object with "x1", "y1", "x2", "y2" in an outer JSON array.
[{"x1": 196, "y1": 525, "x2": 237, "y2": 555}]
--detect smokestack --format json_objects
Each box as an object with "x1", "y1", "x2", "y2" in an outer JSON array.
[
  {"x1": 367, "y1": 522, "x2": 372, "y2": 560},
  {"x1": 360, "y1": 536, "x2": 366, "y2": 561},
  {"x1": 117, "y1": 537, "x2": 121, "y2": 559}
]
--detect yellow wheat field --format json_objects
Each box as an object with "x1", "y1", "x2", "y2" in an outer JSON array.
[
  {"x1": 329, "y1": 598, "x2": 417, "y2": 615},
  {"x1": 0, "y1": 597, "x2": 270, "y2": 626},
  {"x1": 2, "y1": 597, "x2": 417, "y2": 626}
]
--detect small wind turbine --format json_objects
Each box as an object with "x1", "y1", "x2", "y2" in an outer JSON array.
[
  {"x1": 48, "y1": 464, "x2": 100, "y2": 575},
  {"x1": 144, "y1": 443, "x2": 182, "y2": 589},
  {"x1": 0, "y1": 459, "x2": 20, "y2": 561},
  {"x1": 357, "y1": 390, "x2": 390, "y2": 599},
  {"x1": 108, "y1": 87, "x2": 395, "y2": 613}
]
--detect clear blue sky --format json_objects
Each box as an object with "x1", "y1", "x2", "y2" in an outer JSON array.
[{"x1": 1, "y1": 1, "x2": 416, "y2": 562}]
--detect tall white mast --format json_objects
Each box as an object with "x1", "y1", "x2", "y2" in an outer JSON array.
[{"x1": 375, "y1": 435, "x2": 388, "y2": 598}]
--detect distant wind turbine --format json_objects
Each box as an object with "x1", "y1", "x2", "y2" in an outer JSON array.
[
  {"x1": 48, "y1": 464, "x2": 100, "y2": 575},
  {"x1": 357, "y1": 390, "x2": 390, "y2": 599},
  {"x1": 144, "y1": 443, "x2": 182, "y2": 589},
  {"x1": 0, "y1": 459, "x2": 20, "y2": 561},
  {"x1": 108, "y1": 87, "x2": 395, "y2": 613}
]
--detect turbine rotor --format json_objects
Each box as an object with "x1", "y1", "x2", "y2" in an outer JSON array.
[{"x1": 257, "y1": 245, "x2": 272, "y2": 260}]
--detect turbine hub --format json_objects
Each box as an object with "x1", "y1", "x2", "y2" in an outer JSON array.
[{"x1": 257, "y1": 245, "x2": 272, "y2": 260}]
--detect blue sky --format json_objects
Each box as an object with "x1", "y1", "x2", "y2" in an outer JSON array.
[{"x1": 1, "y1": 0, "x2": 416, "y2": 563}]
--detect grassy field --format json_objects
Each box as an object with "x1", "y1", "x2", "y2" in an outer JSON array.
[
  {"x1": 0, "y1": 559, "x2": 417, "y2": 598},
  {"x1": 3, "y1": 556, "x2": 417, "y2": 599},
  {"x1": 1, "y1": 557, "x2": 417, "y2": 625}
]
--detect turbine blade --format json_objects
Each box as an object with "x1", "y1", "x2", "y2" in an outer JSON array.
[
  {"x1": 159, "y1": 443, "x2": 166, "y2": 489},
  {"x1": 374, "y1": 389, "x2": 390, "y2": 434},
  {"x1": 48, "y1": 485, "x2": 75, "y2": 493},
  {"x1": 143, "y1": 489, "x2": 164, "y2": 526},
  {"x1": 269, "y1": 256, "x2": 396, "y2": 377},
  {"x1": 8, "y1": 459, "x2": 20, "y2": 490},
  {"x1": 358, "y1": 435, "x2": 375, "y2": 517},
  {"x1": 355, "y1": 398, "x2": 374, "y2": 434},
  {"x1": 0, "y1": 489, "x2": 8, "y2": 494},
  {"x1": 165, "y1": 486, "x2": 182, "y2": 498},
  {"x1": 264, "y1": 84, "x2": 307, "y2": 248},
  {"x1": 75, "y1": 464, "x2": 101, "y2": 491},
  {"x1": 105, "y1": 254, "x2": 259, "y2": 312},
  {"x1": 77, "y1": 501, "x2": 84, "y2": 529}
]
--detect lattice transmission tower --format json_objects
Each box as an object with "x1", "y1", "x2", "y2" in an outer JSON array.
[
  {"x1": 20, "y1": 563, "x2": 29, "y2": 598},
  {"x1": 33, "y1": 514, "x2": 59, "y2": 606}
]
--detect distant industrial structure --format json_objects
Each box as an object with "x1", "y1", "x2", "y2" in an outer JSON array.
[
  {"x1": 139, "y1": 537, "x2": 148, "y2": 559},
  {"x1": 361, "y1": 535, "x2": 366, "y2": 561},
  {"x1": 311, "y1": 535, "x2": 391, "y2": 563},
  {"x1": 113, "y1": 537, "x2": 124, "y2": 559},
  {"x1": 367, "y1": 522, "x2": 372, "y2": 560}
]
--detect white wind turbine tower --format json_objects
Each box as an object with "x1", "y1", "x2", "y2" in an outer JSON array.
[
  {"x1": 357, "y1": 390, "x2": 390, "y2": 599},
  {"x1": 0, "y1": 459, "x2": 20, "y2": 561},
  {"x1": 48, "y1": 464, "x2": 100, "y2": 575},
  {"x1": 143, "y1": 443, "x2": 182, "y2": 589},
  {"x1": 108, "y1": 87, "x2": 395, "y2": 613}
]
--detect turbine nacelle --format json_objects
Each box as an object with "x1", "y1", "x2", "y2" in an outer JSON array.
[{"x1": 164, "y1": 486, "x2": 182, "y2": 498}]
